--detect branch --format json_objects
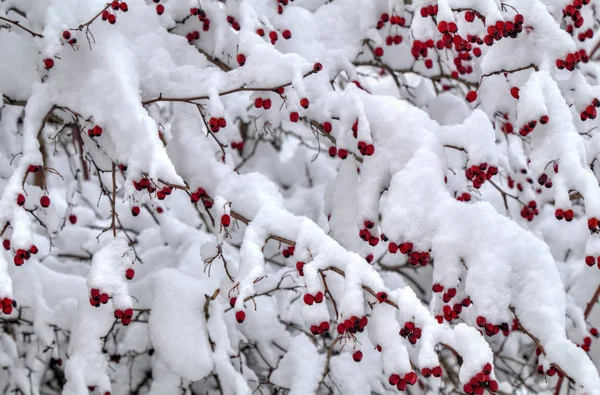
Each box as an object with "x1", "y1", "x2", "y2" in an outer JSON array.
[
  {"x1": 0, "y1": 16, "x2": 43, "y2": 37},
  {"x1": 142, "y1": 70, "x2": 318, "y2": 106}
]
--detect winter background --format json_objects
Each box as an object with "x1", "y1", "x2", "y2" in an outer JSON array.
[{"x1": 2, "y1": 0, "x2": 600, "y2": 394}]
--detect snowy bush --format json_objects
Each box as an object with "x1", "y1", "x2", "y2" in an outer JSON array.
[{"x1": 2, "y1": 0, "x2": 600, "y2": 394}]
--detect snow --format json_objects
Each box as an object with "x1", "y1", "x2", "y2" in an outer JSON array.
[
  {"x1": 148, "y1": 268, "x2": 214, "y2": 381},
  {"x1": 1, "y1": 0, "x2": 600, "y2": 393}
]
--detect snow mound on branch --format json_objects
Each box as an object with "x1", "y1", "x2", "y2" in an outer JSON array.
[
  {"x1": 270, "y1": 334, "x2": 325, "y2": 394},
  {"x1": 384, "y1": 148, "x2": 600, "y2": 392},
  {"x1": 148, "y1": 268, "x2": 214, "y2": 381}
]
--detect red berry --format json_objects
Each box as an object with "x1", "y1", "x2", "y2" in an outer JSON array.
[
  {"x1": 269, "y1": 31, "x2": 278, "y2": 42},
  {"x1": 565, "y1": 209, "x2": 574, "y2": 221},
  {"x1": 236, "y1": 54, "x2": 246, "y2": 66},
  {"x1": 322, "y1": 122, "x2": 332, "y2": 133},
  {"x1": 376, "y1": 292, "x2": 387, "y2": 303},
  {"x1": 282, "y1": 29, "x2": 291, "y2": 39},
  {"x1": 235, "y1": 310, "x2": 245, "y2": 323},
  {"x1": 44, "y1": 58, "x2": 54, "y2": 69},
  {"x1": 374, "y1": 47, "x2": 384, "y2": 57},
  {"x1": 229, "y1": 297, "x2": 237, "y2": 308},
  {"x1": 262, "y1": 99, "x2": 272, "y2": 110},
  {"x1": 300, "y1": 98, "x2": 309, "y2": 109},
  {"x1": 352, "y1": 350, "x2": 363, "y2": 362},
  {"x1": 100, "y1": 293, "x2": 109, "y2": 304},
  {"x1": 328, "y1": 146, "x2": 337, "y2": 157},
  {"x1": 108, "y1": 14, "x2": 117, "y2": 24},
  {"x1": 40, "y1": 196, "x2": 50, "y2": 208},
  {"x1": 588, "y1": 217, "x2": 598, "y2": 230},
  {"x1": 125, "y1": 268, "x2": 135, "y2": 280},
  {"x1": 289, "y1": 112, "x2": 299, "y2": 122},
  {"x1": 314, "y1": 291, "x2": 324, "y2": 303},
  {"x1": 2, "y1": 240, "x2": 9, "y2": 251},
  {"x1": 29, "y1": 245, "x2": 38, "y2": 255},
  {"x1": 68, "y1": 214, "x2": 77, "y2": 224},
  {"x1": 431, "y1": 366, "x2": 442, "y2": 377},
  {"x1": 303, "y1": 294, "x2": 314, "y2": 305},
  {"x1": 221, "y1": 214, "x2": 231, "y2": 227},
  {"x1": 476, "y1": 316, "x2": 487, "y2": 326},
  {"x1": 337, "y1": 149, "x2": 348, "y2": 159},
  {"x1": 256, "y1": 28, "x2": 265, "y2": 36},
  {"x1": 466, "y1": 91, "x2": 478, "y2": 102},
  {"x1": 510, "y1": 87, "x2": 520, "y2": 99},
  {"x1": 156, "y1": 4, "x2": 164, "y2": 14},
  {"x1": 62, "y1": 31, "x2": 71, "y2": 40},
  {"x1": 296, "y1": 261, "x2": 304, "y2": 275},
  {"x1": 131, "y1": 206, "x2": 141, "y2": 216},
  {"x1": 313, "y1": 62, "x2": 323, "y2": 72}
]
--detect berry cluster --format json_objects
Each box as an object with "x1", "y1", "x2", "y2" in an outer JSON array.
[
  {"x1": 254, "y1": 97, "x2": 272, "y2": 109},
  {"x1": 580, "y1": 98, "x2": 600, "y2": 121},
  {"x1": 419, "y1": 4, "x2": 439, "y2": 17},
  {"x1": 536, "y1": 172, "x2": 553, "y2": 189},
  {"x1": 281, "y1": 246, "x2": 295, "y2": 258},
  {"x1": 388, "y1": 241, "x2": 429, "y2": 266},
  {"x1": 310, "y1": 321, "x2": 330, "y2": 335},
  {"x1": 463, "y1": 363, "x2": 498, "y2": 394},
  {"x1": 303, "y1": 291, "x2": 324, "y2": 305},
  {"x1": 465, "y1": 163, "x2": 498, "y2": 189},
  {"x1": 537, "y1": 364, "x2": 564, "y2": 377},
  {"x1": 89, "y1": 288, "x2": 110, "y2": 307},
  {"x1": 225, "y1": 15, "x2": 240, "y2": 31},
  {"x1": 421, "y1": 366, "x2": 443, "y2": 378},
  {"x1": 114, "y1": 308, "x2": 134, "y2": 325},
  {"x1": 61, "y1": 30, "x2": 77, "y2": 45},
  {"x1": 485, "y1": 15, "x2": 524, "y2": 43},
  {"x1": 563, "y1": 0, "x2": 590, "y2": 28},
  {"x1": 209, "y1": 117, "x2": 227, "y2": 133},
  {"x1": 556, "y1": 51, "x2": 584, "y2": 71},
  {"x1": 476, "y1": 316, "x2": 510, "y2": 337},
  {"x1": 328, "y1": 146, "x2": 348, "y2": 159},
  {"x1": 11, "y1": 245, "x2": 38, "y2": 266},
  {"x1": 101, "y1": 1, "x2": 128, "y2": 24},
  {"x1": 519, "y1": 115, "x2": 549, "y2": 136},
  {"x1": 456, "y1": 192, "x2": 472, "y2": 202},
  {"x1": 190, "y1": 7, "x2": 211, "y2": 31},
  {"x1": 275, "y1": 0, "x2": 293, "y2": 14},
  {"x1": 577, "y1": 28, "x2": 594, "y2": 42},
  {"x1": 0, "y1": 298, "x2": 15, "y2": 315},
  {"x1": 337, "y1": 315, "x2": 368, "y2": 335},
  {"x1": 399, "y1": 321, "x2": 422, "y2": 344},
  {"x1": 87, "y1": 125, "x2": 103, "y2": 137},
  {"x1": 376, "y1": 12, "x2": 406, "y2": 30},
  {"x1": 520, "y1": 200, "x2": 539, "y2": 222},
  {"x1": 189, "y1": 187, "x2": 213, "y2": 210},
  {"x1": 231, "y1": 141, "x2": 244, "y2": 151},
  {"x1": 388, "y1": 371, "x2": 418, "y2": 391},
  {"x1": 185, "y1": 30, "x2": 200, "y2": 43},
  {"x1": 554, "y1": 208, "x2": 574, "y2": 221},
  {"x1": 359, "y1": 220, "x2": 379, "y2": 246}
]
